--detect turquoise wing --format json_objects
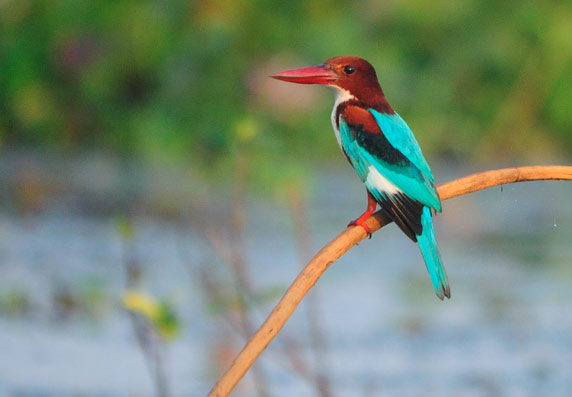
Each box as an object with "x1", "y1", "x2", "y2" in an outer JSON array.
[
  {"x1": 339, "y1": 114, "x2": 441, "y2": 211},
  {"x1": 368, "y1": 109, "x2": 434, "y2": 183},
  {"x1": 339, "y1": 111, "x2": 449, "y2": 299}
]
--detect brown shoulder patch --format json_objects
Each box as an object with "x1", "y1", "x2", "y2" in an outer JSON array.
[{"x1": 341, "y1": 105, "x2": 382, "y2": 134}]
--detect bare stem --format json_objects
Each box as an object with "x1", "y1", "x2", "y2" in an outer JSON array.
[
  {"x1": 208, "y1": 165, "x2": 572, "y2": 397},
  {"x1": 120, "y1": 218, "x2": 171, "y2": 397},
  {"x1": 288, "y1": 189, "x2": 331, "y2": 397}
]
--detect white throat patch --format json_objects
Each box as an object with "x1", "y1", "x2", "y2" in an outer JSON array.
[{"x1": 328, "y1": 86, "x2": 355, "y2": 150}]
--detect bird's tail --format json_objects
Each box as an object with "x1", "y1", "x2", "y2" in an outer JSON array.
[{"x1": 417, "y1": 206, "x2": 450, "y2": 300}]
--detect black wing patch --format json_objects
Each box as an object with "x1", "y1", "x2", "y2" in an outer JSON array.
[
  {"x1": 355, "y1": 127, "x2": 410, "y2": 167},
  {"x1": 378, "y1": 192, "x2": 423, "y2": 242}
]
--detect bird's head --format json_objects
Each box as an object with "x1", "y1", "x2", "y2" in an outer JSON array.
[{"x1": 270, "y1": 56, "x2": 383, "y2": 104}]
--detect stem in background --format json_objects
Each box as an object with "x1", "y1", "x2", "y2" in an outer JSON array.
[
  {"x1": 226, "y1": 153, "x2": 269, "y2": 397},
  {"x1": 208, "y1": 165, "x2": 572, "y2": 397},
  {"x1": 120, "y1": 218, "x2": 171, "y2": 397},
  {"x1": 192, "y1": 220, "x2": 329, "y2": 388},
  {"x1": 288, "y1": 189, "x2": 331, "y2": 397}
]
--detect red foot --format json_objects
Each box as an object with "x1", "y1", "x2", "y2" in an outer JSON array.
[
  {"x1": 347, "y1": 191, "x2": 377, "y2": 238},
  {"x1": 347, "y1": 218, "x2": 373, "y2": 236}
]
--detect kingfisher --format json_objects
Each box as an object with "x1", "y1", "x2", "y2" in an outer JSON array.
[{"x1": 270, "y1": 56, "x2": 450, "y2": 300}]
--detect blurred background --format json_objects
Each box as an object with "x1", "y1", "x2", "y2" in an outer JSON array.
[{"x1": 1, "y1": 0, "x2": 572, "y2": 395}]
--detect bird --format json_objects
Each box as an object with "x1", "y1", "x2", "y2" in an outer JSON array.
[{"x1": 270, "y1": 56, "x2": 450, "y2": 300}]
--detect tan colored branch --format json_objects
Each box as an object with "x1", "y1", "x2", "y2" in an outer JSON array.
[{"x1": 208, "y1": 165, "x2": 572, "y2": 396}]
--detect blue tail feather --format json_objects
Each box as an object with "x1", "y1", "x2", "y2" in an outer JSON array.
[{"x1": 417, "y1": 206, "x2": 450, "y2": 300}]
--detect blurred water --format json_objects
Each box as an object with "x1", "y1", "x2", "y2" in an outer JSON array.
[{"x1": 1, "y1": 161, "x2": 572, "y2": 396}]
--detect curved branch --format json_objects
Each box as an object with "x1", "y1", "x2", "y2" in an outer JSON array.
[{"x1": 208, "y1": 165, "x2": 572, "y2": 396}]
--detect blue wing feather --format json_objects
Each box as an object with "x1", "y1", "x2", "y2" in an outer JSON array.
[
  {"x1": 339, "y1": 114, "x2": 440, "y2": 211},
  {"x1": 359, "y1": 149, "x2": 440, "y2": 210},
  {"x1": 368, "y1": 109, "x2": 433, "y2": 183}
]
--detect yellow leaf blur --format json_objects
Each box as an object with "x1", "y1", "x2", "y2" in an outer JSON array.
[{"x1": 122, "y1": 290, "x2": 161, "y2": 322}]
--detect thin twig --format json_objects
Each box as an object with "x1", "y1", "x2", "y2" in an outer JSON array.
[
  {"x1": 288, "y1": 189, "x2": 331, "y2": 397},
  {"x1": 220, "y1": 153, "x2": 269, "y2": 396},
  {"x1": 120, "y1": 218, "x2": 171, "y2": 397},
  {"x1": 180, "y1": 218, "x2": 327, "y2": 387},
  {"x1": 208, "y1": 165, "x2": 572, "y2": 396}
]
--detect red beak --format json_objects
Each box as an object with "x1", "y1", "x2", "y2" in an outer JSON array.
[{"x1": 270, "y1": 64, "x2": 337, "y2": 85}]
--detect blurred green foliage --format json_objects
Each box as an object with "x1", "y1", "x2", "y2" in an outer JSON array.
[
  {"x1": 0, "y1": 287, "x2": 30, "y2": 316},
  {"x1": 123, "y1": 290, "x2": 181, "y2": 341},
  {"x1": 1, "y1": 0, "x2": 571, "y2": 177}
]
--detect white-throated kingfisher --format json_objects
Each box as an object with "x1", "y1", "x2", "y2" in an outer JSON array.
[{"x1": 271, "y1": 56, "x2": 450, "y2": 300}]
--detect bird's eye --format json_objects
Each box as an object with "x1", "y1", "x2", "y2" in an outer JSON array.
[{"x1": 344, "y1": 66, "x2": 355, "y2": 75}]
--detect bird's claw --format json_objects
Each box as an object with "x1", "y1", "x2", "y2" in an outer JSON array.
[{"x1": 347, "y1": 220, "x2": 372, "y2": 239}]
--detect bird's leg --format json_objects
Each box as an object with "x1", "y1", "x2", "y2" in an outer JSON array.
[{"x1": 347, "y1": 190, "x2": 377, "y2": 237}]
